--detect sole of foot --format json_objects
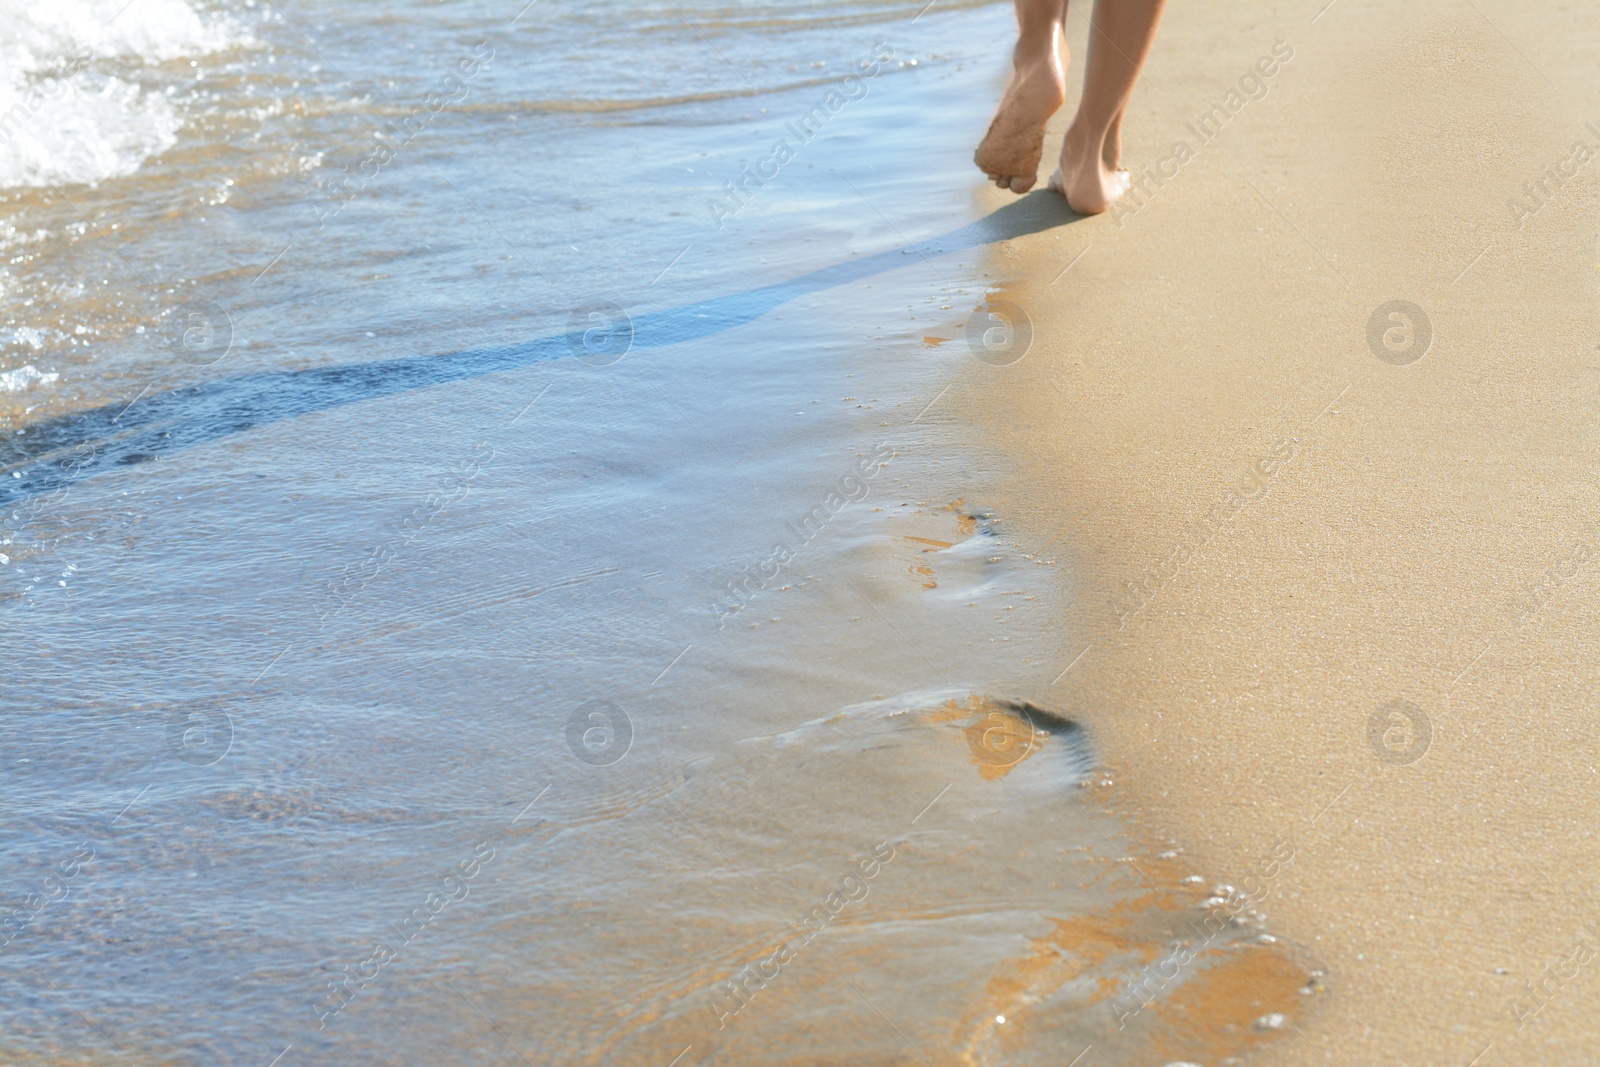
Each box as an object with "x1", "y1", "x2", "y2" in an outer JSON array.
[{"x1": 974, "y1": 49, "x2": 1066, "y2": 194}]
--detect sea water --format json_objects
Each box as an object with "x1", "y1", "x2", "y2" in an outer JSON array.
[{"x1": 0, "y1": 2, "x2": 1304, "y2": 1064}]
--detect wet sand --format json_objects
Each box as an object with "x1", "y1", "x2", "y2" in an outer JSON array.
[{"x1": 966, "y1": 1, "x2": 1600, "y2": 1062}]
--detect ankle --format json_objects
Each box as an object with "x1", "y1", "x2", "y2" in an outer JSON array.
[
  {"x1": 1012, "y1": 26, "x2": 1061, "y2": 67},
  {"x1": 1063, "y1": 122, "x2": 1104, "y2": 166}
]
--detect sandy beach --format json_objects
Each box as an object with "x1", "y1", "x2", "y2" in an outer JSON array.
[
  {"x1": 7, "y1": 0, "x2": 1598, "y2": 1063},
  {"x1": 966, "y1": 0, "x2": 1600, "y2": 1061}
]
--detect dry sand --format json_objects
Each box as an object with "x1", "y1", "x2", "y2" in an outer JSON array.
[{"x1": 961, "y1": 0, "x2": 1600, "y2": 1062}]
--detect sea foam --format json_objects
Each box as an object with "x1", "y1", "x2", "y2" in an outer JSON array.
[{"x1": 0, "y1": 0, "x2": 237, "y2": 189}]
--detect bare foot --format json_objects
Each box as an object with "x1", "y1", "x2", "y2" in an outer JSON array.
[
  {"x1": 974, "y1": 35, "x2": 1067, "y2": 194},
  {"x1": 1049, "y1": 121, "x2": 1130, "y2": 215}
]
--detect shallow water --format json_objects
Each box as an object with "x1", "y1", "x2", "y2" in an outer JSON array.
[{"x1": 2, "y1": 2, "x2": 1311, "y2": 1064}]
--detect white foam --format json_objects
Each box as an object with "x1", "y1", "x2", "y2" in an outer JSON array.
[
  {"x1": 0, "y1": 364, "x2": 59, "y2": 391},
  {"x1": 0, "y1": 0, "x2": 238, "y2": 189}
]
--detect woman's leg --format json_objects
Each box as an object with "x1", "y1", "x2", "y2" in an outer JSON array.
[
  {"x1": 1103, "y1": 108, "x2": 1125, "y2": 170},
  {"x1": 974, "y1": 0, "x2": 1071, "y2": 193},
  {"x1": 1054, "y1": 0, "x2": 1166, "y2": 213}
]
